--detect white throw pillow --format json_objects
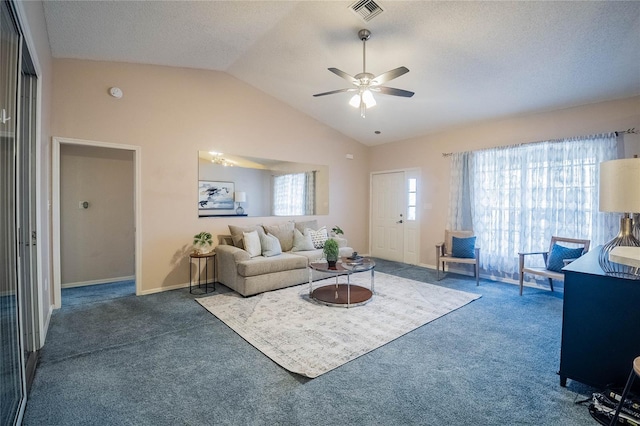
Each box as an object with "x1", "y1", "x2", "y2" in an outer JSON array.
[
  {"x1": 243, "y1": 230, "x2": 262, "y2": 258},
  {"x1": 260, "y1": 232, "x2": 282, "y2": 257},
  {"x1": 291, "y1": 228, "x2": 315, "y2": 252},
  {"x1": 307, "y1": 226, "x2": 328, "y2": 249}
]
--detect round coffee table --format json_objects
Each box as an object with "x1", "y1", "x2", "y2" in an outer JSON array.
[{"x1": 308, "y1": 257, "x2": 375, "y2": 307}]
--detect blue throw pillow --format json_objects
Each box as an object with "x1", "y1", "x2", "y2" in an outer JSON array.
[
  {"x1": 451, "y1": 236, "x2": 476, "y2": 259},
  {"x1": 546, "y1": 244, "x2": 584, "y2": 272}
]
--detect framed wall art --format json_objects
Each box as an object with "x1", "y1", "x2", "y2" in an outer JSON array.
[{"x1": 198, "y1": 181, "x2": 235, "y2": 212}]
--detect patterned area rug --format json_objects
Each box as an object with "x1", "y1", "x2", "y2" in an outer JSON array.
[{"x1": 197, "y1": 272, "x2": 481, "y2": 378}]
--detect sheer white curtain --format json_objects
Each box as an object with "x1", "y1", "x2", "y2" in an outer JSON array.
[
  {"x1": 448, "y1": 133, "x2": 621, "y2": 280},
  {"x1": 272, "y1": 171, "x2": 316, "y2": 216}
]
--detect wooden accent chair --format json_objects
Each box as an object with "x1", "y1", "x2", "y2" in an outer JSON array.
[
  {"x1": 436, "y1": 230, "x2": 480, "y2": 285},
  {"x1": 518, "y1": 236, "x2": 590, "y2": 296}
]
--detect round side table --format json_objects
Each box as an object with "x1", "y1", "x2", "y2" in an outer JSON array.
[{"x1": 189, "y1": 251, "x2": 216, "y2": 294}]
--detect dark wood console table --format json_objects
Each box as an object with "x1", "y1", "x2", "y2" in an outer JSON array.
[{"x1": 559, "y1": 246, "x2": 640, "y2": 389}]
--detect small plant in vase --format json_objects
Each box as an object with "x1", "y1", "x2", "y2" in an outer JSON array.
[
  {"x1": 323, "y1": 238, "x2": 340, "y2": 268},
  {"x1": 193, "y1": 231, "x2": 213, "y2": 254}
]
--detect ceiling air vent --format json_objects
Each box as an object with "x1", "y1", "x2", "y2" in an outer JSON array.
[{"x1": 349, "y1": 0, "x2": 384, "y2": 22}]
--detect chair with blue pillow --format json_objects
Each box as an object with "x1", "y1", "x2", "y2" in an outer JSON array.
[
  {"x1": 518, "y1": 236, "x2": 590, "y2": 296},
  {"x1": 436, "y1": 230, "x2": 480, "y2": 285}
]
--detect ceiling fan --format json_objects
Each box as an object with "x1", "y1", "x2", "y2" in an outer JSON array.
[{"x1": 313, "y1": 29, "x2": 414, "y2": 118}]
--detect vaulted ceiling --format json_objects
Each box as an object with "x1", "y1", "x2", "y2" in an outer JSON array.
[{"x1": 42, "y1": 1, "x2": 640, "y2": 146}]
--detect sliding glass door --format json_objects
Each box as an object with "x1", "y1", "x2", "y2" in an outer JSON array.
[
  {"x1": 0, "y1": 0, "x2": 25, "y2": 424},
  {"x1": 18, "y1": 52, "x2": 39, "y2": 391}
]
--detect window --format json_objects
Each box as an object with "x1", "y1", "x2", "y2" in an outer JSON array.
[
  {"x1": 448, "y1": 134, "x2": 620, "y2": 279},
  {"x1": 407, "y1": 178, "x2": 417, "y2": 221},
  {"x1": 272, "y1": 171, "x2": 316, "y2": 216}
]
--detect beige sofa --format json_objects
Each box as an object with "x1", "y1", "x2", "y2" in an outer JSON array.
[{"x1": 215, "y1": 220, "x2": 353, "y2": 297}]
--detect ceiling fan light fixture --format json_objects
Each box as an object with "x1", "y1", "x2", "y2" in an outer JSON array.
[
  {"x1": 313, "y1": 28, "x2": 413, "y2": 118},
  {"x1": 349, "y1": 94, "x2": 361, "y2": 108},
  {"x1": 349, "y1": 90, "x2": 376, "y2": 109},
  {"x1": 362, "y1": 90, "x2": 376, "y2": 107}
]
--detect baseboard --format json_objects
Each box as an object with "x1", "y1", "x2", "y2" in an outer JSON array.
[
  {"x1": 61, "y1": 275, "x2": 135, "y2": 289},
  {"x1": 137, "y1": 281, "x2": 190, "y2": 296}
]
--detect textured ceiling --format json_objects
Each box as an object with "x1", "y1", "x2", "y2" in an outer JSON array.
[{"x1": 42, "y1": 1, "x2": 640, "y2": 146}]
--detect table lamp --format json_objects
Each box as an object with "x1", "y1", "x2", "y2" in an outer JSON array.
[
  {"x1": 235, "y1": 191, "x2": 246, "y2": 215},
  {"x1": 599, "y1": 158, "x2": 640, "y2": 277}
]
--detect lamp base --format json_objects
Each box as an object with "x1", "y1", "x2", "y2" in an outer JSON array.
[
  {"x1": 236, "y1": 206, "x2": 244, "y2": 215},
  {"x1": 598, "y1": 215, "x2": 640, "y2": 279}
]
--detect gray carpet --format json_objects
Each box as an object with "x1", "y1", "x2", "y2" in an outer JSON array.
[
  {"x1": 23, "y1": 261, "x2": 598, "y2": 425},
  {"x1": 61, "y1": 280, "x2": 135, "y2": 307}
]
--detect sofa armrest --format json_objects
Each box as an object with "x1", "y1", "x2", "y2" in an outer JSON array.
[
  {"x1": 215, "y1": 244, "x2": 250, "y2": 289},
  {"x1": 215, "y1": 244, "x2": 250, "y2": 262}
]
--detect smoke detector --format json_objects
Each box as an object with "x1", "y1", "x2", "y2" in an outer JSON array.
[{"x1": 349, "y1": 0, "x2": 384, "y2": 22}]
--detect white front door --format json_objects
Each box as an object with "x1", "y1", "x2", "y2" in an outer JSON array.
[{"x1": 371, "y1": 172, "x2": 405, "y2": 261}]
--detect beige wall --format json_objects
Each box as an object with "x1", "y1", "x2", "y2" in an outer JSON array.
[
  {"x1": 370, "y1": 96, "x2": 640, "y2": 268},
  {"x1": 60, "y1": 144, "x2": 134, "y2": 286},
  {"x1": 52, "y1": 59, "x2": 370, "y2": 294}
]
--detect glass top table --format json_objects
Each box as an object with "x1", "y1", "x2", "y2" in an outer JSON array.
[{"x1": 308, "y1": 257, "x2": 375, "y2": 307}]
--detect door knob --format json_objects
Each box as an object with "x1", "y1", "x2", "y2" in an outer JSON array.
[{"x1": 396, "y1": 220, "x2": 403, "y2": 224}]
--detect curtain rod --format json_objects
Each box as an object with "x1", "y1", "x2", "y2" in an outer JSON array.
[
  {"x1": 441, "y1": 128, "x2": 637, "y2": 158},
  {"x1": 615, "y1": 127, "x2": 637, "y2": 137}
]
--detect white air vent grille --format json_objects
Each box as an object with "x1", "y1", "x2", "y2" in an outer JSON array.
[{"x1": 349, "y1": 0, "x2": 384, "y2": 22}]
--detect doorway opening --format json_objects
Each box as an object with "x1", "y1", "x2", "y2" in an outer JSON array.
[{"x1": 52, "y1": 137, "x2": 142, "y2": 309}]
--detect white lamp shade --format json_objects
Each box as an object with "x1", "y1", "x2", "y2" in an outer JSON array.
[
  {"x1": 599, "y1": 158, "x2": 640, "y2": 213},
  {"x1": 234, "y1": 191, "x2": 246, "y2": 203},
  {"x1": 349, "y1": 91, "x2": 376, "y2": 109},
  {"x1": 361, "y1": 90, "x2": 376, "y2": 107}
]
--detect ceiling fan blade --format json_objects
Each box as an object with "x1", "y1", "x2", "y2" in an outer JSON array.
[
  {"x1": 371, "y1": 66, "x2": 410, "y2": 85},
  {"x1": 372, "y1": 86, "x2": 415, "y2": 97},
  {"x1": 328, "y1": 68, "x2": 359, "y2": 85},
  {"x1": 313, "y1": 88, "x2": 357, "y2": 97}
]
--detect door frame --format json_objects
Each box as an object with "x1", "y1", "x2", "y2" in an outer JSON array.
[
  {"x1": 369, "y1": 168, "x2": 421, "y2": 264},
  {"x1": 52, "y1": 136, "x2": 142, "y2": 309}
]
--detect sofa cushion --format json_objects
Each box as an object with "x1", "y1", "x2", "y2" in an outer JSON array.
[
  {"x1": 291, "y1": 228, "x2": 315, "y2": 252},
  {"x1": 260, "y1": 232, "x2": 283, "y2": 257},
  {"x1": 243, "y1": 230, "x2": 262, "y2": 257},
  {"x1": 294, "y1": 219, "x2": 319, "y2": 234},
  {"x1": 308, "y1": 226, "x2": 328, "y2": 249},
  {"x1": 229, "y1": 224, "x2": 264, "y2": 249},
  {"x1": 236, "y1": 253, "x2": 308, "y2": 277},
  {"x1": 263, "y1": 222, "x2": 295, "y2": 252}
]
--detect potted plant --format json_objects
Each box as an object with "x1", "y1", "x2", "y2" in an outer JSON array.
[
  {"x1": 323, "y1": 238, "x2": 340, "y2": 268},
  {"x1": 331, "y1": 226, "x2": 344, "y2": 237},
  {"x1": 193, "y1": 231, "x2": 213, "y2": 254}
]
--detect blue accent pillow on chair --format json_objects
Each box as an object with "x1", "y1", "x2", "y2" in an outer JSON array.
[
  {"x1": 546, "y1": 244, "x2": 584, "y2": 272},
  {"x1": 452, "y1": 236, "x2": 476, "y2": 258}
]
